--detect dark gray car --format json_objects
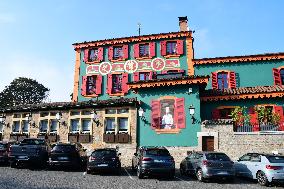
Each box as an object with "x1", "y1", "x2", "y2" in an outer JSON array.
[
  {"x1": 132, "y1": 146, "x2": 175, "y2": 179},
  {"x1": 180, "y1": 151, "x2": 235, "y2": 182}
]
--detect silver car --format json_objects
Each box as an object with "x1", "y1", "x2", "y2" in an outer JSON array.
[
  {"x1": 235, "y1": 153, "x2": 284, "y2": 186},
  {"x1": 180, "y1": 151, "x2": 235, "y2": 182}
]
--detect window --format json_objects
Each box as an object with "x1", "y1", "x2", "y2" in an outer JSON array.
[
  {"x1": 40, "y1": 112, "x2": 49, "y2": 117},
  {"x1": 217, "y1": 72, "x2": 228, "y2": 89},
  {"x1": 151, "y1": 97, "x2": 185, "y2": 131},
  {"x1": 118, "y1": 118, "x2": 128, "y2": 132},
  {"x1": 117, "y1": 108, "x2": 129, "y2": 114},
  {"x1": 106, "y1": 118, "x2": 115, "y2": 133},
  {"x1": 40, "y1": 120, "x2": 48, "y2": 133},
  {"x1": 50, "y1": 120, "x2": 58, "y2": 133},
  {"x1": 113, "y1": 46, "x2": 123, "y2": 60},
  {"x1": 105, "y1": 109, "x2": 116, "y2": 114},
  {"x1": 13, "y1": 114, "x2": 21, "y2": 118},
  {"x1": 86, "y1": 75, "x2": 97, "y2": 95},
  {"x1": 12, "y1": 121, "x2": 20, "y2": 133},
  {"x1": 22, "y1": 121, "x2": 29, "y2": 133},
  {"x1": 166, "y1": 41, "x2": 177, "y2": 55},
  {"x1": 281, "y1": 69, "x2": 284, "y2": 85},
  {"x1": 70, "y1": 111, "x2": 80, "y2": 116},
  {"x1": 112, "y1": 74, "x2": 122, "y2": 93},
  {"x1": 219, "y1": 108, "x2": 234, "y2": 119},
  {"x1": 139, "y1": 72, "x2": 150, "y2": 81},
  {"x1": 88, "y1": 48, "x2": 99, "y2": 62},
  {"x1": 71, "y1": 119, "x2": 80, "y2": 133},
  {"x1": 82, "y1": 119, "x2": 91, "y2": 132},
  {"x1": 139, "y1": 44, "x2": 149, "y2": 57}
]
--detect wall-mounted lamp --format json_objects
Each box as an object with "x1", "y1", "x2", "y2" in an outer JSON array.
[
  {"x1": 189, "y1": 105, "x2": 196, "y2": 124},
  {"x1": 138, "y1": 107, "x2": 146, "y2": 122},
  {"x1": 56, "y1": 112, "x2": 66, "y2": 127},
  {"x1": 0, "y1": 114, "x2": 10, "y2": 128},
  {"x1": 187, "y1": 87, "x2": 193, "y2": 95},
  {"x1": 91, "y1": 111, "x2": 101, "y2": 127}
]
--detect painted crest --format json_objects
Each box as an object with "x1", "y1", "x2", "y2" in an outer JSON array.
[
  {"x1": 86, "y1": 65, "x2": 99, "y2": 75},
  {"x1": 151, "y1": 58, "x2": 166, "y2": 71},
  {"x1": 99, "y1": 62, "x2": 112, "y2": 75},
  {"x1": 124, "y1": 60, "x2": 138, "y2": 73}
]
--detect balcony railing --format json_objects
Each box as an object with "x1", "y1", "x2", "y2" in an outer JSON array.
[{"x1": 233, "y1": 122, "x2": 284, "y2": 132}]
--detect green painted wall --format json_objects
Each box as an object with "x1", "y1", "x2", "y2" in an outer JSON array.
[
  {"x1": 77, "y1": 37, "x2": 188, "y2": 102},
  {"x1": 194, "y1": 60, "x2": 284, "y2": 89},
  {"x1": 137, "y1": 85, "x2": 201, "y2": 147}
]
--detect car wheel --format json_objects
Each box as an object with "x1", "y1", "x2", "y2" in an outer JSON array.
[
  {"x1": 10, "y1": 161, "x2": 17, "y2": 168},
  {"x1": 137, "y1": 165, "x2": 144, "y2": 179},
  {"x1": 196, "y1": 169, "x2": 204, "y2": 182},
  {"x1": 257, "y1": 171, "x2": 269, "y2": 186}
]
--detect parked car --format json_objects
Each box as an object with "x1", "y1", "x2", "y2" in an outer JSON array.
[
  {"x1": 235, "y1": 153, "x2": 284, "y2": 186},
  {"x1": 86, "y1": 148, "x2": 121, "y2": 174},
  {"x1": 180, "y1": 151, "x2": 235, "y2": 182},
  {"x1": 49, "y1": 143, "x2": 87, "y2": 170},
  {"x1": 0, "y1": 141, "x2": 17, "y2": 165},
  {"x1": 132, "y1": 146, "x2": 175, "y2": 179},
  {"x1": 9, "y1": 138, "x2": 51, "y2": 168}
]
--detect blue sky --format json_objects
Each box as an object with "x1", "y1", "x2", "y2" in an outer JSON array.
[{"x1": 0, "y1": 0, "x2": 283, "y2": 102}]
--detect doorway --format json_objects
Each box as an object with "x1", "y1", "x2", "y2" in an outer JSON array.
[{"x1": 202, "y1": 136, "x2": 214, "y2": 151}]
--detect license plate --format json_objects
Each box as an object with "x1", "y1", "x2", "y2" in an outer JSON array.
[
  {"x1": 97, "y1": 164, "x2": 108, "y2": 167},
  {"x1": 154, "y1": 160, "x2": 165, "y2": 163},
  {"x1": 58, "y1": 157, "x2": 68, "y2": 160},
  {"x1": 18, "y1": 156, "x2": 28, "y2": 159}
]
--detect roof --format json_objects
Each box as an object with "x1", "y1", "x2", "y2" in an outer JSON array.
[
  {"x1": 193, "y1": 52, "x2": 284, "y2": 65},
  {"x1": 1, "y1": 98, "x2": 138, "y2": 113},
  {"x1": 72, "y1": 31, "x2": 192, "y2": 49},
  {"x1": 127, "y1": 75, "x2": 209, "y2": 91},
  {"x1": 200, "y1": 85, "x2": 284, "y2": 101}
]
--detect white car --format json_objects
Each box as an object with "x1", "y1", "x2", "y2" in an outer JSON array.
[{"x1": 235, "y1": 153, "x2": 284, "y2": 186}]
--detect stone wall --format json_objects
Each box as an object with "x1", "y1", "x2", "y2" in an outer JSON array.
[{"x1": 199, "y1": 121, "x2": 284, "y2": 160}]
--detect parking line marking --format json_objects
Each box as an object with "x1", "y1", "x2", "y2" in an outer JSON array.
[{"x1": 124, "y1": 168, "x2": 134, "y2": 180}]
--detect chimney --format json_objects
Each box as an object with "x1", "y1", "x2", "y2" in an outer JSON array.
[{"x1": 178, "y1": 16, "x2": 189, "y2": 32}]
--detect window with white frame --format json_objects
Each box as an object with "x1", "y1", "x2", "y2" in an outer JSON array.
[
  {"x1": 105, "y1": 118, "x2": 115, "y2": 133},
  {"x1": 69, "y1": 109, "x2": 94, "y2": 134},
  {"x1": 22, "y1": 120, "x2": 29, "y2": 133},
  {"x1": 38, "y1": 112, "x2": 58, "y2": 134},
  {"x1": 118, "y1": 118, "x2": 128, "y2": 133},
  {"x1": 104, "y1": 108, "x2": 130, "y2": 134},
  {"x1": 50, "y1": 120, "x2": 58, "y2": 133},
  {"x1": 82, "y1": 119, "x2": 91, "y2": 133},
  {"x1": 39, "y1": 120, "x2": 48, "y2": 133},
  {"x1": 70, "y1": 119, "x2": 80, "y2": 133},
  {"x1": 12, "y1": 121, "x2": 20, "y2": 133}
]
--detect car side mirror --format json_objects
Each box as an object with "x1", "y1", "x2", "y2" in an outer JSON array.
[{"x1": 134, "y1": 153, "x2": 138, "y2": 156}]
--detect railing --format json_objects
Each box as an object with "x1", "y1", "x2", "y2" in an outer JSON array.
[{"x1": 234, "y1": 122, "x2": 284, "y2": 132}]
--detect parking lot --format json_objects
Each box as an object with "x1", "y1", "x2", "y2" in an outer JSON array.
[{"x1": 0, "y1": 166, "x2": 283, "y2": 189}]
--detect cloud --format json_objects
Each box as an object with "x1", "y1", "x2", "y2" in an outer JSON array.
[
  {"x1": 0, "y1": 54, "x2": 73, "y2": 102},
  {"x1": 0, "y1": 13, "x2": 15, "y2": 23}
]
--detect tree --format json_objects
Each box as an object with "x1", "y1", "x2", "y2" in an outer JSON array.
[{"x1": 0, "y1": 77, "x2": 50, "y2": 108}]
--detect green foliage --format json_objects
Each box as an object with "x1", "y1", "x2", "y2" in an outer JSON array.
[
  {"x1": 255, "y1": 106, "x2": 280, "y2": 125},
  {"x1": 230, "y1": 106, "x2": 250, "y2": 125},
  {"x1": 0, "y1": 77, "x2": 50, "y2": 108}
]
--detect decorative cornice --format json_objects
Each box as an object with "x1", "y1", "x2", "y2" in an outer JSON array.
[
  {"x1": 73, "y1": 31, "x2": 192, "y2": 49},
  {"x1": 193, "y1": 52, "x2": 284, "y2": 65},
  {"x1": 127, "y1": 75, "x2": 209, "y2": 91}
]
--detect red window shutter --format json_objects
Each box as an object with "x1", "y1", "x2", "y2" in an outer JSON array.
[
  {"x1": 174, "y1": 98, "x2": 185, "y2": 128},
  {"x1": 133, "y1": 44, "x2": 139, "y2": 58},
  {"x1": 95, "y1": 75, "x2": 102, "y2": 95},
  {"x1": 84, "y1": 49, "x2": 89, "y2": 62},
  {"x1": 229, "y1": 71, "x2": 236, "y2": 89},
  {"x1": 151, "y1": 100, "x2": 161, "y2": 129},
  {"x1": 123, "y1": 45, "x2": 128, "y2": 60},
  {"x1": 97, "y1": 47, "x2": 104, "y2": 62},
  {"x1": 248, "y1": 107, "x2": 258, "y2": 126},
  {"x1": 273, "y1": 68, "x2": 281, "y2": 85},
  {"x1": 212, "y1": 109, "x2": 220, "y2": 119},
  {"x1": 274, "y1": 106, "x2": 284, "y2": 130},
  {"x1": 106, "y1": 74, "x2": 113, "y2": 94},
  {"x1": 122, "y1": 73, "x2": 129, "y2": 94},
  {"x1": 211, "y1": 72, "x2": 218, "y2": 89},
  {"x1": 176, "y1": 40, "x2": 184, "y2": 55},
  {"x1": 133, "y1": 72, "x2": 139, "y2": 81},
  {"x1": 149, "y1": 42, "x2": 156, "y2": 57},
  {"x1": 81, "y1": 76, "x2": 87, "y2": 96},
  {"x1": 108, "y1": 47, "x2": 113, "y2": 61},
  {"x1": 149, "y1": 71, "x2": 156, "y2": 80},
  {"x1": 160, "y1": 41, "x2": 167, "y2": 56}
]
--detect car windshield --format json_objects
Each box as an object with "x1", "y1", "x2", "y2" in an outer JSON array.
[
  {"x1": 52, "y1": 145, "x2": 76, "y2": 152},
  {"x1": 145, "y1": 149, "x2": 170, "y2": 156},
  {"x1": 266, "y1": 155, "x2": 284, "y2": 163},
  {"x1": 92, "y1": 150, "x2": 116, "y2": 158},
  {"x1": 206, "y1": 153, "x2": 230, "y2": 161},
  {"x1": 21, "y1": 139, "x2": 45, "y2": 145}
]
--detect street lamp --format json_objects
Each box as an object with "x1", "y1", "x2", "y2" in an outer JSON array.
[{"x1": 189, "y1": 105, "x2": 196, "y2": 124}]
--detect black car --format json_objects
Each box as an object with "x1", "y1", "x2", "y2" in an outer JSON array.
[
  {"x1": 132, "y1": 146, "x2": 175, "y2": 179},
  {"x1": 0, "y1": 141, "x2": 17, "y2": 165},
  {"x1": 86, "y1": 148, "x2": 121, "y2": 174},
  {"x1": 49, "y1": 143, "x2": 87, "y2": 170}
]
